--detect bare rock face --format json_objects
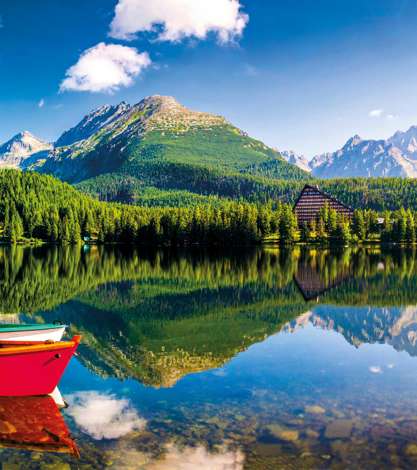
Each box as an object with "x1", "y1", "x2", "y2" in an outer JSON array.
[
  {"x1": 55, "y1": 102, "x2": 131, "y2": 147},
  {"x1": 309, "y1": 126, "x2": 417, "y2": 178},
  {"x1": 280, "y1": 150, "x2": 311, "y2": 173},
  {"x1": 0, "y1": 131, "x2": 52, "y2": 169}
]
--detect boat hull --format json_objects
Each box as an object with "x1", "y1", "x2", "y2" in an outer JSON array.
[
  {"x1": 0, "y1": 326, "x2": 66, "y2": 342},
  {"x1": 0, "y1": 336, "x2": 80, "y2": 397}
]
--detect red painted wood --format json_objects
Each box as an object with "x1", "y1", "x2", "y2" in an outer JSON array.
[
  {"x1": 0, "y1": 336, "x2": 80, "y2": 396},
  {"x1": 0, "y1": 395, "x2": 79, "y2": 456}
]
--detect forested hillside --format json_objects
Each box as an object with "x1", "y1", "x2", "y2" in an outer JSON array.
[
  {"x1": 2, "y1": 170, "x2": 417, "y2": 246},
  {"x1": 0, "y1": 169, "x2": 298, "y2": 245},
  {"x1": 77, "y1": 168, "x2": 417, "y2": 211}
]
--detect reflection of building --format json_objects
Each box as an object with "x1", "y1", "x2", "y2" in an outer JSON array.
[
  {"x1": 294, "y1": 185, "x2": 353, "y2": 225},
  {"x1": 294, "y1": 262, "x2": 354, "y2": 301}
]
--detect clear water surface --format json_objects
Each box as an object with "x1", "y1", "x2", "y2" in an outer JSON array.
[{"x1": 1, "y1": 246, "x2": 417, "y2": 468}]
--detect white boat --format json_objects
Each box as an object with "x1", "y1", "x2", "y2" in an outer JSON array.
[{"x1": 0, "y1": 323, "x2": 66, "y2": 342}]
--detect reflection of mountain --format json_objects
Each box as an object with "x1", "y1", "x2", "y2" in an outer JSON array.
[
  {"x1": 0, "y1": 396, "x2": 78, "y2": 456},
  {"x1": 4, "y1": 245, "x2": 417, "y2": 385},
  {"x1": 39, "y1": 282, "x2": 305, "y2": 387},
  {"x1": 286, "y1": 304, "x2": 417, "y2": 357}
]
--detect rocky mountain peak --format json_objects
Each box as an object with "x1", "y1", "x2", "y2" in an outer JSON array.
[
  {"x1": 134, "y1": 95, "x2": 226, "y2": 132},
  {"x1": 281, "y1": 150, "x2": 311, "y2": 173},
  {"x1": 0, "y1": 131, "x2": 52, "y2": 168},
  {"x1": 55, "y1": 101, "x2": 131, "y2": 147},
  {"x1": 343, "y1": 134, "x2": 362, "y2": 149}
]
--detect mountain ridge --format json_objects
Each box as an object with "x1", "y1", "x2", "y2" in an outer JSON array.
[
  {"x1": 19, "y1": 95, "x2": 307, "y2": 202},
  {"x1": 309, "y1": 126, "x2": 417, "y2": 178},
  {"x1": 0, "y1": 131, "x2": 52, "y2": 169}
]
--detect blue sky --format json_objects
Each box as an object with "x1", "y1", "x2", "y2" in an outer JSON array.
[{"x1": 1, "y1": 0, "x2": 417, "y2": 157}]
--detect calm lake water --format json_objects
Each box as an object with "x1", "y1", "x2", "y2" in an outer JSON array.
[{"x1": 2, "y1": 245, "x2": 417, "y2": 468}]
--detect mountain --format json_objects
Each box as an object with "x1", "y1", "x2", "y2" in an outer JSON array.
[
  {"x1": 26, "y1": 95, "x2": 307, "y2": 203},
  {"x1": 0, "y1": 131, "x2": 51, "y2": 169},
  {"x1": 285, "y1": 305, "x2": 417, "y2": 357},
  {"x1": 281, "y1": 150, "x2": 311, "y2": 173},
  {"x1": 310, "y1": 127, "x2": 417, "y2": 178}
]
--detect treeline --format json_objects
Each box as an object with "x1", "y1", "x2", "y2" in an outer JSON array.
[
  {"x1": 2, "y1": 170, "x2": 417, "y2": 246},
  {"x1": 300, "y1": 205, "x2": 417, "y2": 244},
  {"x1": 0, "y1": 169, "x2": 299, "y2": 245}
]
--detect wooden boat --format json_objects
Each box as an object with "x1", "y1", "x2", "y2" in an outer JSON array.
[
  {"x1": 0, "y1": 336, "x2": 81, "y2": 397},
  {"x1": 0, "y1": 323, "x2": 66, "y2": 342},
  {"x1": 0, "y1": 394, "x2": 79, "y2": 456}
]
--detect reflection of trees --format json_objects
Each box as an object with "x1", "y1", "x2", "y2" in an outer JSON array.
[
  {"x1": 3, "y1": 245, "x2": 417, "y2": 386},
  {"x1": 0, "y1": 246, "x2": 299, "y2": 314},
  {"x1": 293, "y1": 247, "x2": 417, "y2": 305},
  {"x1": 40, "y1": 280, "x2": 306, "y2": 388}
]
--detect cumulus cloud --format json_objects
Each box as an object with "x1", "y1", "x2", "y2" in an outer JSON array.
[
  {"x1": 368, "y1": 109, "x2": 384, "y2": 118},
  {"x1": 109, "y1": 0, "x2": 249, "y2": 44},
  {"x1": 369, "y1": 366, "x2": 382, "y2": 374},
  {"x1": 38, "y1": 98, "x2": 45, "y2": 108},
  {"x1": 60, "y1": 42, "x2": 151, "y2": 93},
  {"x1": 65, "y1": 391, "x2": 146, "y2": 439}
]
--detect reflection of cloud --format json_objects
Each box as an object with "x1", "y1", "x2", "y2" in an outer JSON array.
[
  {"x1": 369, "y1": 366, "x2": 382, "y2": 374},
  {"x1": 66, "y1": 391, "x2": 146, "y2": 439},
  {"x1": 109, "y1": 442, "x2": 244, "y2": 469},
  {"x1": 146, "y1": 444, "x2": 244, "y2": 469}
]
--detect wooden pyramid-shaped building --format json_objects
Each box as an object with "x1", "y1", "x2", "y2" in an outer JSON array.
[{"x1": 294, "y1": 185, "x2": 353, "y2": 225}]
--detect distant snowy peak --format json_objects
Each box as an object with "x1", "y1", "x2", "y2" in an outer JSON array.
[
  {"x1": 308, "y1": 126, "x2": 417, "y2": 178},
  {"x1": 280, "y1": 150, "x2": 311, "y2": 173},
  {"x1": 0, "y1": 131, "x2": 52, "y2": 168}
]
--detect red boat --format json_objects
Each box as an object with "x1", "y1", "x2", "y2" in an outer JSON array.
[
  {"x1": 0, "y1": 395, "x2": 79, "y2": 456},
  {"x1": 0, "y1": 336, "x2": 80, "y2": 397}
]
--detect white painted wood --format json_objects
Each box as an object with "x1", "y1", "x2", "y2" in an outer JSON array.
[{"x1": 0, "y1": 326, "x2": 66, "y2": 342}]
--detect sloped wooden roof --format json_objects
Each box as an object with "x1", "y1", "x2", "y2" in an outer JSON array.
[{"x1": 294, "y1": 185, "x2": 353, "y2": 224}]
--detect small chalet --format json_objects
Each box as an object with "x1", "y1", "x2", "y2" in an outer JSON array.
[{"x1": 294, "y1": 185, "x2": 353, "y2": 225}]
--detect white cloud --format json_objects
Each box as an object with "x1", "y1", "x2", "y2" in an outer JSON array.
[
  {"x1": 369, "y1": 109, "x2": 384, "y2": 118},
  {"x1": 38, "y1": 99, "x2": 45, "y2": 108},
  {"x1": 386, "y1": 114, "x2": 398, "y2": 120},
  {"x1": 369, "y1": 366, "x2": 382, "y2": 374},
  {"x1": 60, "y1": 42, "x2": 151, "y2": 93},
  {"x1": 65, "y1": 391, "x2": 146, "y2": 439},
  {"x1": 109, "y1": 0, "x2": 249, "y2": 44}
]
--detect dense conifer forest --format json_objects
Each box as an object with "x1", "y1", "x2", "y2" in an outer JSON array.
[{"x1": 1, "y1": 169, "x2": 417, "y2": 246}]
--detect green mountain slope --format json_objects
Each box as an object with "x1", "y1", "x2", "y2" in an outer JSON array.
[{"x1": 33, "y1": 95, "x2": 308, "y2": 203}]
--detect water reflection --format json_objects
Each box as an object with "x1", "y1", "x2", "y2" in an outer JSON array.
[
  {"x1": 0, "y1": 395, "x2": 78, "y2": 456},
  {"x1": 2, "y1": 246, "x2": 417, "y2": 467}
]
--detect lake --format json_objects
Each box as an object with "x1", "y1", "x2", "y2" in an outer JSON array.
[{"x1": 2, "y1": 245, "x2": 417, "y2": 468}]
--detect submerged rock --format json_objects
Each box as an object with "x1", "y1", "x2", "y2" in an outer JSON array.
[
  {"x1": 405, "y1": 443, "x2": 417, "y2": 456},
  {"x1": 305, "y1": 405, "x2": 326, "y2": 414},
  {"x1": 265, "y1": 424, "x2": 299, "y2": 442},
  {"x1": 325, "y1": 420, "x2": 354, "y2": 439}
]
